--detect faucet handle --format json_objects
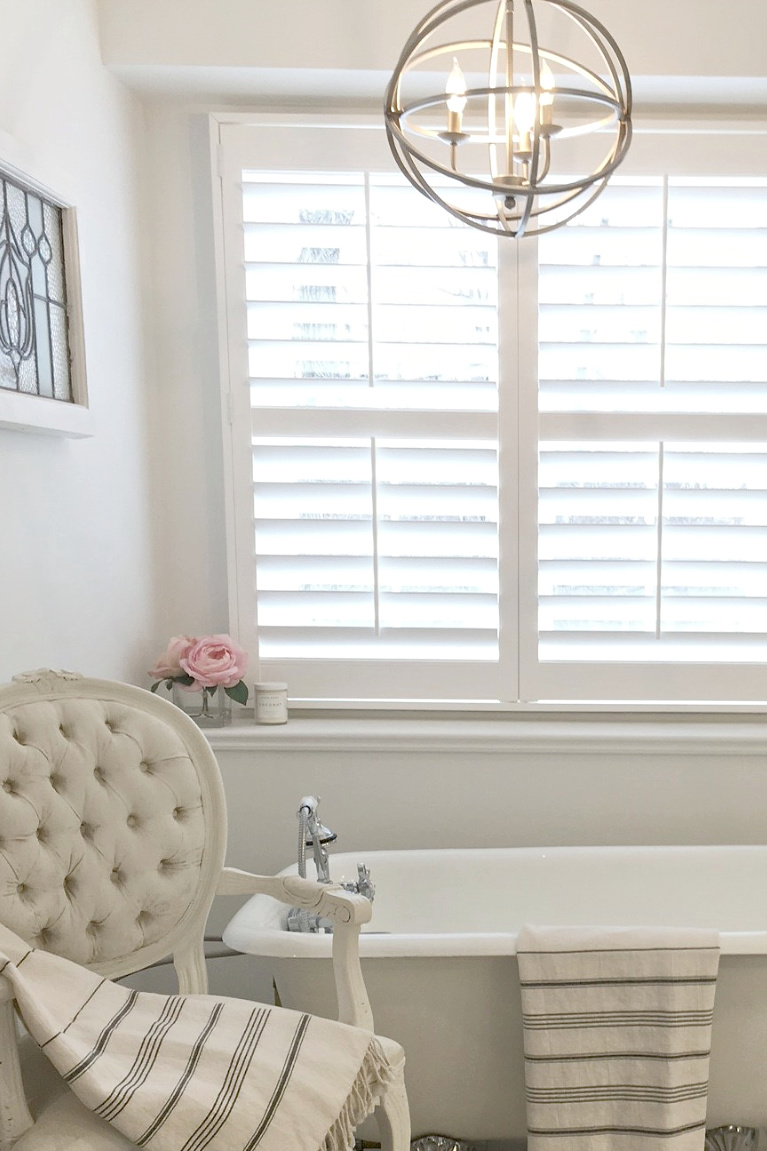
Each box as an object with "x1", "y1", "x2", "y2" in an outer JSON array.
[
  {"x1": 305, "y1": 821, "x2": 337, "y2": 846},
  {"x1": 339, "y1": 862, "x2": 374, "y2": 901},
  {"x1": 355, "y1": 862, "x2": 375, "y2": 902}
]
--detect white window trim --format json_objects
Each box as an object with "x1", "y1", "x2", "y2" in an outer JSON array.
[
  {"x1": 0, "y1": 159, "x2": 91, "y2": 438},
  {"x1": 205, "y1": 711, "x2": 767, "y2": 752},
  {"x1": 210, "y1": 110, "x2": 767, "y2": 711}
]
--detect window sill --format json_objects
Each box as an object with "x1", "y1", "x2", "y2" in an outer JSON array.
[{"x1": 206, "y1": 712, "x2": 767, "y2": 756}]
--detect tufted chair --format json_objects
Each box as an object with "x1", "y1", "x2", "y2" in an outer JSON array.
[{"x1": 0, "y1": 669, "x2": 409, "y2": 1151}]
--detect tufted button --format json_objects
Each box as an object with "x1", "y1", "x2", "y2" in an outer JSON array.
[
  {"x1": 86, "y1": 920, "x2": 100, "y2": 934},
  {"x1": 126, "y1": 814, "x2": 138, "y2": 829},
  {"x1": 110, "y1": 866, "x2": 122, "y2": 884},
  {"x1": 139, "y1": 760, "x2": 151, "y2": 773},
  {"x1": 137, "y1": 910, "x2": 153, "y2": 926},
  {"x1": 2, "y1": 780, "x2": 13, "y2": 794},
  {"x1": 104, "y1": 719, "x2": 114, "y2": 731},
  {"x1": 36, "y1": 825, "x2": 46, "y2": 842},
  {"x1": 80, "y1": 821, "x2": 92, "y2": 839},
  {"x1": 63, "y1": 874, "x2": 74, "y2": 892},
  {"x1": 58, "y1": 724, "x2": 68, "y2": 738},
  {"x1": 172, "y1": 807, "x2": 183, "y2": 820},
  {"x1": 50, "y1": 773, "x2": 63, "y2": 791},
  {"x1": 12, "y1": 732, "x2": 23, "y2": 744},
  {"x1": 93, "y1": 766, "x2": 105, "y2": 783},
  {"x1": 16, "y1": 883, "x2": 26, "y2": 895}
]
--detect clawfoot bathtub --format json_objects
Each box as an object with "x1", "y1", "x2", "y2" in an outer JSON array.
[{"x1": 224, "y1": 846, "x2": 767, "y2": 1145}]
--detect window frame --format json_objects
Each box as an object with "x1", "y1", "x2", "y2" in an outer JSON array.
[
  {"x1": 210, "y1": 111, "x2": 767, "y2": 710},
  {"x1": 0, "y1": 158, "x2": 90, "y2": 438}
]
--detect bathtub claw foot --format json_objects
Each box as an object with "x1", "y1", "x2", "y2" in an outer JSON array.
[{"x1": 705, "y1": 1127, "x2": 758, "y2": 1151}]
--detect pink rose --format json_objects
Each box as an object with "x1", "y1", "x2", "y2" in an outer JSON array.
[
  {"x1": 148, "y1": 635, "x2": 196, "y2": 680},
  {"x1": 180, "y1": 634, "x2": 248, "y2": 689}
]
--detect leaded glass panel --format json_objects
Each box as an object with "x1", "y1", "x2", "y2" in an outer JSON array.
[{"x1": 0, "y1": 170, "x2": 72, "y2": 402}]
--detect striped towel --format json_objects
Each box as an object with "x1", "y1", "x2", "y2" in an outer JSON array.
[
  {"x1": 0, "y1": 924, "x2": 392, "y2": 1151},
  {"x1": 517, "y1": 925, "x2": 720, "y2": 1151}
]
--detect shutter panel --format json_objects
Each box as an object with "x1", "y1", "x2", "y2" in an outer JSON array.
[
  {"x1": 537, "y1": 179, "x2": 767, "y2": 681},
  {"x1": 241, "y1": 171, "x2": 500, "y2": 691}
]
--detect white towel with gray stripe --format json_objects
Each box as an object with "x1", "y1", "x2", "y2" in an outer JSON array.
[
  {"x1": 517, "y1": 925, "x2": 720, "y2": 1151},
  {"x1": 0, "y1": 924, "x2": 393, "y2": 1151}
]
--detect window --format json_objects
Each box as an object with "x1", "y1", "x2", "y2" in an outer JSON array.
[
  {"x1": 213, "y1": 116, "x2": 767, "y2": 705},
  {"x1": 0, "y1": 164, "x2": 89, "y2": 437}
]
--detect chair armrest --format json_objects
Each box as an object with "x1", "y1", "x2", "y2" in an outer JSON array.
[
  {"x1": 217, "y1": 867, "x2": 373, "y2": 927},
  {"x1": 217, "y1": 867, "x2": 375, "y2": 1031}
]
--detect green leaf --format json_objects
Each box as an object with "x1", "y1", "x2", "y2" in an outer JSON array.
[
  {"x1": 150, "y1": 681, "x2": 160, "y2": 693},
  {"x1": 175, "y1": 674, "x2": 195, "y2": 687},
  {"x1": 224, "y1": 681, "x2": 249, "y2": 706}
]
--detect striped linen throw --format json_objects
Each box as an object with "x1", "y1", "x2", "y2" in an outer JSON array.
[
  {"x1": 0, "y1": 924, "x2": 393, "y2": 1151},
  {"x1": 517, "y1": 925, "x2": 720, "y2": 1150}
]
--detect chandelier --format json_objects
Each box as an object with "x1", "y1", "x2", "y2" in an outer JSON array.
[{"x1": 384, "y1": 0, "x2": 632, "y2": 237}]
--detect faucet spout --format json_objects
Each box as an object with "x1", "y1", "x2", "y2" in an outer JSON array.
[
  {"x1": 288, "y1": 796, "x2": 374, "y2": 933},
  {"x1": 296, "y1": 797, "x2": 336, "y2": 884}
]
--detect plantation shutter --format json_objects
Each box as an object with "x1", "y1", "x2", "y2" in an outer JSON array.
[
  {"x1": 218, "y1": 136, "x2": 506, "y2": 702},
  {"x1": 530, "y1": 177, "x2": 767, "y2": 701},
  {"x1": 217, "y1": 117, "x2": 767, "y2": 705}
]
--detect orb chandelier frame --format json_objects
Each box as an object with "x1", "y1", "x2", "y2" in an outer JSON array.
[{"x1": 384, "y1": 0, "x2": 632, "y2": 237}]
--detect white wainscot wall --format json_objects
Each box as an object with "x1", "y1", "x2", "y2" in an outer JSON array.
[{"x1": 152, "y1": 715, "x2": 767, "y2": 1004}]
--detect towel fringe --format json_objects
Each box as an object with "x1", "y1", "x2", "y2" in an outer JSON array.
[{"x1": 321, "y1": 1038, "x2": 395, "y2": 1151}]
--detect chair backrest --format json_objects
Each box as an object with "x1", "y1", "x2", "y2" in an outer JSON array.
[{"x1": 0, "y1": 670, "x2": 227, "y2": 981}]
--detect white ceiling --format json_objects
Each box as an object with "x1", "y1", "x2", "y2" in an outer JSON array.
[{"x1": 97, "y1": 0, "x2": 767, "y2": 112}]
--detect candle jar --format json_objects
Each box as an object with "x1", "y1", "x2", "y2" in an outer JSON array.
[{"x1": 254, "y1": 682, "x2": 288, "y2": 724}]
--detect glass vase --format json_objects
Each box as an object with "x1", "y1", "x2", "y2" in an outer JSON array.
[{"x1": 171, "y1": 682, "x2": 232, "y2": 728}]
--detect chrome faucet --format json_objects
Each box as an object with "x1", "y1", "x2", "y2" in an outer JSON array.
[
  {"x1": 287, "y1": 796, "x2": 374, "y2": 933},
  {"x1": 296, "y1": 795, "x2": 337, "y2": 884}
]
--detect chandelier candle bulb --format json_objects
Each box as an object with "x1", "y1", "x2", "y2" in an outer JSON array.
[
  {"x1": 445, "y1": 57, "x2": 467, "y2": 134},
  {"x1": 254, "y1": 682, "x2": 289, "y2": 725},
  {"x1": 539, "y1": 60, "x2": 554, "y2": 127},
  {"x1": 514, "y1": 92, "x2": 535, "y2": 158}
]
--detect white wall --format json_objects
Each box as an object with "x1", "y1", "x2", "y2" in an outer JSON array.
[
  {"x1": 140, "y1": 104, "x2": 230, "y2": 641},
  {"x1": 98, "y1": 0, "x2": 767, "y2": 657},
  {"x1": 93, "y1": 4, "x2": 767, "y2": 1021},
  {"x1": 175, "y1": 719, "x2": 767, "y2": 1004},
  {"x1": 0, "y1": 0, "x2": 157, "y2": 684}
]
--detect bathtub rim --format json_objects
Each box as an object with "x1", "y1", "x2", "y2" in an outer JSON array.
[{"x1": 222, "y1": 844, "x2": 767, "y2": 959}]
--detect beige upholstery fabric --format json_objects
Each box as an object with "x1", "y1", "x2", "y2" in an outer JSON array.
[
  {"x1": 0, "y1": 698, "x2": 206, "y2": 966},
  {"x1": 15, "y1": 1093, "x2": 137, "y2": 1151},
  {"x1": 16, "y1": 1031, "x2": 135, "y2": 1150}
]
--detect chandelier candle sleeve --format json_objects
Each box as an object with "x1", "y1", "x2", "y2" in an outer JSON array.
[{"x1": 254, "y1": 682, "x2": 289, "y2": 725}]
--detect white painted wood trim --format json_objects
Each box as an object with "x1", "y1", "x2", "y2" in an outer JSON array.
[
  {"x1": 0, "y1": 987, "x2": 33, "y2": 1144},
  {"x1": 0, "y1": 390, "x2": 94, "y2": 437},
  {"x1": 206, "y1": 716, "x2": 767, "y2": 756},
  {"x1": 218, "y1": 868, "x2": 375, "y2": 1029}
]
